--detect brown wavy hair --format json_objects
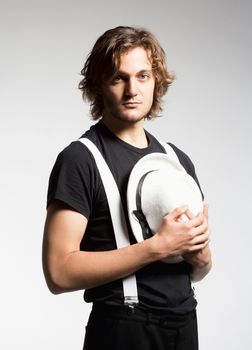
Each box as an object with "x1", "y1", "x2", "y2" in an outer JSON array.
[{"x1": 79, "y1": 26, "x2": 175, "y2": 120}]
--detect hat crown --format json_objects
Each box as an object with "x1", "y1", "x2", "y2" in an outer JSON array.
[
  {"x1": 140, "y1": 169, "x2": 203, "y2": 233},
  {"x1": 127, "y1": 152, "x2": 203, "y2": 263}
]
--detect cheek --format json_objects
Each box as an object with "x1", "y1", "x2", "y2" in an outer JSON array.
[
  {"x1": 103, "y1": 92, "x2": 116, "y2": 110},
  {"x1": 145, "y1": 85, "x2": 155, "y2": 105},
  {"x1": 104, "y1": 88, "x2": 122, "y2": 106}
]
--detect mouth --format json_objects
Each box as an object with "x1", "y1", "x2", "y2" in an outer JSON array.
[{"x1": 123, "y1": 101, "x2": 141, "y2": 108}]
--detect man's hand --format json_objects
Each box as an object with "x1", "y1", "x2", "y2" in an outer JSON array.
[
  {"x1": 151, "y1": 204, "x2": 210, "y2": 261},
  {"x1": 182, "y1": 204, "x2": 212, "y2": 281}
]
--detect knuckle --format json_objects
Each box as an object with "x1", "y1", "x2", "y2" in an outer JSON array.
[
  {"x1": 174, "y1": 207, "x2": 182, "y2": 215},
  {"x1": 184, "y1": 221, "x2": 192, "y2": 229},
  {"x1": 162, "y1": 215, "x2": 170, "y2": 223},
  {"x1": 188, "y1": 230, "x2": 195, "y2": 239}
]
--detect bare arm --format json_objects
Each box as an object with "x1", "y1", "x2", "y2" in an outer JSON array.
[
  {"x1": 42, "y1": 201, "x2": 209, "y2": 294},
  {"x1": 183, "y1": 204, "x2": 212, "y2": 282},
  {"x1": 187, "y1": 244, "x2": 212, "y2": 282},
  {"x1": 42, "y1": 201, "x2": 155, "y2": 293}
]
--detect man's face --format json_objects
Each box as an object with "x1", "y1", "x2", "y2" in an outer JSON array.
[{"x1": 102, "y1": 46, "x2": 155, "y2": 125}]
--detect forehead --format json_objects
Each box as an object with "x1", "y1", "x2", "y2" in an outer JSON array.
[{"x1": 117, "y1": 46, "x2": 152, "y2": 73}]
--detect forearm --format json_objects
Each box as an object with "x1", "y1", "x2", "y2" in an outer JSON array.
[
  {"x1": 43, "y1": 203, "x2": 170, "y2": 295},
  {"x1": 184, "y1": 244, "x2": 212, "y2": 282},
  {"x1": 43, "y1": 203, "x2": 211, "y2": 294},
  {"x1": 190, "y1": 260, "x2": 212, "y2": 282},
  {"x1": 48, "y1": 239, "x2": 157, "y2": 294}
]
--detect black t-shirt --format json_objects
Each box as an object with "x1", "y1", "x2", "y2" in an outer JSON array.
[{"x1": 47, "y1": 120, "x2": 203, "y2": 314}]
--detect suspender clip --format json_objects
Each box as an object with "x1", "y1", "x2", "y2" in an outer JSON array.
[{"x1": 124, "y1": 296, "x2": 139, "y2": 312}]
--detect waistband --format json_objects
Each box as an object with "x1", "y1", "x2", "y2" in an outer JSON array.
[{"x1": 91, "y1": 303, "x2": 196, "y2": 328}]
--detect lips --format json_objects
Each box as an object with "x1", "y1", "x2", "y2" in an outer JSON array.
[{"x1": 123, "y1": 101, "x2": 141, "y2": 108}]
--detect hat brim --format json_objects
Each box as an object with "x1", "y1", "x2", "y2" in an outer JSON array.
[{"x1": 127, "y1": 153, "x2": 203, "y2": 244}]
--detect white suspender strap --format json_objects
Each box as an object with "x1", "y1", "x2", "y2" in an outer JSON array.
[
  {"x1": 157, "y1": 140, "x2": 180, "y2": 163},
  {"x1": 79, "y1": 138, "x2": 139, "y2": 307}
]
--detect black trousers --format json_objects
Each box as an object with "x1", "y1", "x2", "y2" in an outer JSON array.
[{"x1": 83, "y1": 304, "x2": 199, "y2": 350}]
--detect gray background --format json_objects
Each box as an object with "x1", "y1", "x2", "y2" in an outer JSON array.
[{"x1": 1, "y1": 0, "x2": 251, "y2": 349}]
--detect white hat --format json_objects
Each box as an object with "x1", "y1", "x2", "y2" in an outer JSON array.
[{"x1": 127, "y1": 153, "x2": 203, "y2": 263}]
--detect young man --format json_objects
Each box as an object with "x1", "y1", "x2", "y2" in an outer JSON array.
[{"x1": 43, "y1": 26, "x2": 212, "y2": 350}]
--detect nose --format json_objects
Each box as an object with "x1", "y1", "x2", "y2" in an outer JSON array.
[{"x1": 125, "y1": 78, "x2": 138, "y2": 97}]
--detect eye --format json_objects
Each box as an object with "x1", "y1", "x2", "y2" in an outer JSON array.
[
  {"x1": 138, "y1": 73, "x2": 150, "y2": 81},
  {"x1": 111, "y1": 75, "x2": 123, "y2": 83}
]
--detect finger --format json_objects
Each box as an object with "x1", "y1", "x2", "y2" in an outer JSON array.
[
  {"x1": 181, "y1": 209, "x2": 205, "y2": 226},
  {"x1": 184, "y1": 208, "x2": 195, "y2": 220},
  {"x1": 188, "y1": 240, "x2": 209, "y2": 252},
  {"x1": 190, "y1": 220, "x2": 209, "y2": 238},
  {"x1": 191, "y1": 231, "x2": 210, "y2": 245},
  {"x1": 203, "y1": 203, "x2": 209, "y2": 219},
  {"x1": 185, "y1": 212, "x2": 204, "y2": 229},
  {"x1": 168, "y1": 205, "x2": 189, "y2": 221}
]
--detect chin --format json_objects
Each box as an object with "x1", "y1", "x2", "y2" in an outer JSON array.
[
  {"x1": 121, "y1": 115, "x2": 145, "y2": 124},
  {"x1": 118, "y1": 110, "x2": 148, "y2": 123}
]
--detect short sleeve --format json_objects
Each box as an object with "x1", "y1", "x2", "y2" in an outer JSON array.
[{"x1": 46, "y1": 141, "x2": 99, "y2": 218}]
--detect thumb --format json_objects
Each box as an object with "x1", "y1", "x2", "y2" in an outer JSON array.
[{"x1": 168, "y1": 205, "x2": 189, "y2": 221}]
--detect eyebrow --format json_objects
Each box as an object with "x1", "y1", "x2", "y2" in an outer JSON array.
[{"x1": 114, "y1": 69, "x2": 152, "y2": 76}]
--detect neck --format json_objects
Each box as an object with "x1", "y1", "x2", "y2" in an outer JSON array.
[{"x1": 102, "y1": 116, "x2": 148, "y2": 149}]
